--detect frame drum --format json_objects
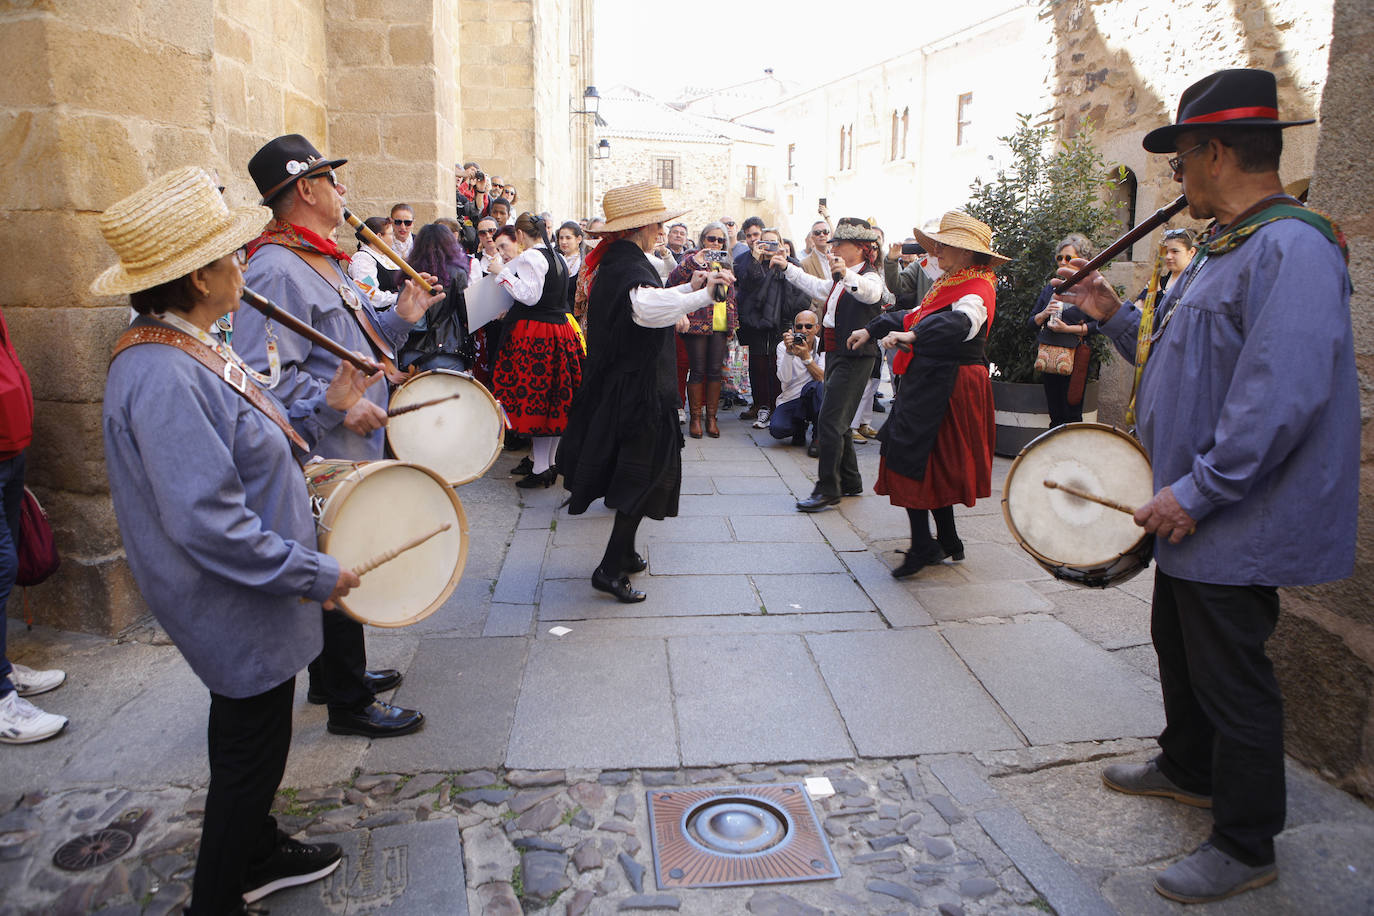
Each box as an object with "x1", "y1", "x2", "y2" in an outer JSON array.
[
  {"x1": 1002, "y1": 423, "x2": 1154, "y2": 588},
  {"x1": 387, "y1": 369, "x2": 504, "y2": 486},
  {"x1": 305, "y1": 459, "x2": 468, "y2": 627}
]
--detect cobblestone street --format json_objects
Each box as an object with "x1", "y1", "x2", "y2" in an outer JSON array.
[{"x1": 4, "y1": 409, "x2": 1373, "y2": 915}]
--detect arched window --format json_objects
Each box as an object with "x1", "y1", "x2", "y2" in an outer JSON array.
[{"x1": 1108, "y1": 166, "x2": 1139, "y2": 259}]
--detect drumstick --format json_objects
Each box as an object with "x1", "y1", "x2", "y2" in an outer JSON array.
[
  {"x1": 343, "y1": 208, "x2": 435, "y2": 293},
  {"x1": 352, "y1": 523, "x2": 452, "y2": 577},
  {"x1": 1043, "y1": 479, "x2": 1138, "y2": 516},
  {"x1": 387, "y1": 392, "x2": 462, "y2": 418}
]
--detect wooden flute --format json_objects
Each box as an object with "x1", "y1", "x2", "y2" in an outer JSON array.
[
  {"x1": 343, "y1": 208, "x2": 436, "y2": 293},
  {"x1": 1053, "y1": 194, "x2": 1189, "y2": 296},
  {"x1": 240, "y1": 286, "x2": 382, "y2": 375}
]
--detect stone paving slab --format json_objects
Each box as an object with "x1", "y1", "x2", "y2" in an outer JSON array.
[
  {"x1": 944, "y1": 618, "x2": 1165, "y2": 745},
  {"x1": 675, "y1": 493, "x2": 805, "y2": 516},
  {"x1": 680, "y1": 460, "x2": 778, "y2": 477},
  {"x1": 727, "y1": 513, "x2": 826, "y2": 543},
  {"x1": 838, "y1": 551, "x2": 935, "y2": 627},
  {"x1": 1049, "y1": 586, "x2": 1154, "y2": 650},
  {"x1": 954, "y1": 541, "x2": 1053, "y2": 583},
  {"x1": 491, "y1": 527, "x2": 548, "y2": 605},
  {"x1": 649, "y1": 541, "x2": 845, "y2": 575},
  {"x1": 269, "y1": 820, "x2": 467, "y2": 915},
  {"x1": 530, "y1": 611, "x2": 886, "y2": 640},
  {"x1": 668, "y1": 634, "x2": 854, "y2": 765},
  {"x1": 678, "y1": 476, "x2": 715, "y2": 495},
  {"x1": 482, "y1": 603, "x2": 534, "y2": 637},
  {"x1": 506, "y1": 637, "x2": 678, "y2": 769},
  {"x1": 710, "y1": 475, "x2": 793, "y2": 495},
  {"x1": 810, "y1": 509, "x2": 867, "y2": 551},
  {"x1": 754, "y1": 573, "x2": 875, "y2": 614},
  {"x1": 361, "y1": 637, "x2": 527, "y2": 773},
  {"x1": 517, "y1": 505, "x2": 555, "y2": 530},
  {"x1": 551, "y1": 514, "x2": 729, "y2": 546},
  {"x1": 910, "y1": 581, "x2": 1054, "y2": 622},
  {"x1": 976, "y1": 805, "x2": 1116, "y2": 916},
  {"x1": 808, "y1": 629, "x2": 1022, "y2": 755},
  {"x1": 541, "y1": 543, "x2": 622, "y2": 580},
  {"x1": 538, "y1": 574, "x2": 759, "y2": 619}
]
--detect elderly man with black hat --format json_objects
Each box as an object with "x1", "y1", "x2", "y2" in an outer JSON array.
[
  {"x1": 233, "y1": 134, "x2": 445, "y2": 740},
  {"x1": 769, "y1": 217, "x2": 886, "y2": 512},
  {"x1": 1055, "y1": 69, "x2": 1357, "y2": 904}
]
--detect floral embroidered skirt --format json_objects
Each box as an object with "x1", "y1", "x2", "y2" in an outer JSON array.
[{"x1": 492, "y1": 319, "x2": 584, "y2": 436}]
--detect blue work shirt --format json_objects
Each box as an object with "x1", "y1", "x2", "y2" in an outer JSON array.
[
  {"x1": 236, "y1": 244, "x2": 414, "y2": 461},
  {"x1": 104, "y1": 320, "x2": 343, "y2": 697},
  {"x1": 1098, "y1": 217, "x2": 1357, "y2": 586}
]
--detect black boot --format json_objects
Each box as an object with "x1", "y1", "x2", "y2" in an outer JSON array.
[{"x1": 932, "y1": 505, "x2": 965, "y2": 561}]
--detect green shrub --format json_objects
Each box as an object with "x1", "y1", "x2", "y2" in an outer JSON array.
[{"x1": 965, "y1": 115, "x2": 1120, "y2": 383}]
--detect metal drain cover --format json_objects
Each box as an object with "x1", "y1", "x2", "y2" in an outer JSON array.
[
  {"x1": 52, "y1": 809, "x2": 150, "y2": 872},
  {"x1": 647, "y1": 784, "x2": 840, "y2": 888}
]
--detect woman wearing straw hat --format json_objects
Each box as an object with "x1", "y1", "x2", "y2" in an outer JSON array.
[
  {"x1": 848, "y1": 210, "x2": 1008, "y2": 578},
  {"x1": 97, "y1": 167, "x2": 374, "y2": 913},
  {"x1": 558, "y1": 182, "x2": 733, "y2": 602}
]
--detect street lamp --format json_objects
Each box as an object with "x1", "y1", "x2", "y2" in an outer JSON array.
[
  {"x1": 571, "y1": 86, "x2": 600, "y2": 116},
  {"x1": 591, "y1": 138, "x2": 611, "y2": 161}
]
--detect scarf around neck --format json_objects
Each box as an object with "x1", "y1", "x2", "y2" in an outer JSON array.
[{"x1": 246, "y1": 218, "x2": 351, "y2": 263}]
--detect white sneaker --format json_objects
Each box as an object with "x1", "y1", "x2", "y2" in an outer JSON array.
[
  {"x1": 0, "y1": 691, "x2": 68, "y2": 744},
  {"x1": 10, "y1": 663, "x2": 65, "y2": 697},
  {"x1": 752, "y1": 408, "x2": 772, "y2": 429}
]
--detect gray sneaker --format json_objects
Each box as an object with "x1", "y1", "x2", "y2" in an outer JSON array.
[
  {"x1": 1155, "y1": 842, "x2": 1277, "y2": 904},
  {"x1": 1102, "y1": 759, "x2": 1212, "y2": 808}
]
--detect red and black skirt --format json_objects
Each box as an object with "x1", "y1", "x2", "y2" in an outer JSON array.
[
  {"x1": 492, "y1": 319, "x2": 584, "y2": 435},
  {"x1": 875, "y1": 365, "x2": 994, "y2": 509}
]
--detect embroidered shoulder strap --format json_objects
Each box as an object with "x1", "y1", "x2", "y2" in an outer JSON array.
[{"x1": 112, "y1": 326, "x2": 309, "y2": 453}]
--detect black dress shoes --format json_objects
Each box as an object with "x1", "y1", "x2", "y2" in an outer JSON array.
[
  {"x1": 796, "y1": 493, "x2": 842, "y2": 513},
  {"x1": 327, "y1": 700, "x2": 424, "y2": 738},
  {"x1": 510, "y1": 456, "x2": 533, "y2": 477},
  {"x1": 622, "y1": 551, "x2": 647, "y2": 574},
  {"x1": 939, "y1": 537, "x2": 966, "y2": 562},
  {"x1": 592, "y1": 566, "x2": 646, "y2": 603},
  {"x1": 842, "y1": 486, "x2": 865, "y2": 497},
  {"x1": 516, "y1": 468, "x2": 557, "y2": 489},
  {"x1": 891, "y1": 544, "x2": 947, "y2": 579},
  {"x1": 307, "y1": 669, "x2": 402, "y2": 705}
]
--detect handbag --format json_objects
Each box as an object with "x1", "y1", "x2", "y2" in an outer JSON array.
[
  {"x1": 1034, "y1": 342, "x2": 1075, "y2": 376},
  {"x1": 17, "y1": 487, "x2": 59, "y2": 587}
]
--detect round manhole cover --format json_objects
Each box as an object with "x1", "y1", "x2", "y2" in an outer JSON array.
[
  {"x1": 686, "y1": 797, "x2": 789, "y2": 855},
  {"x1": 53, "y1": 828, "x2": 134, "y2": 871}
]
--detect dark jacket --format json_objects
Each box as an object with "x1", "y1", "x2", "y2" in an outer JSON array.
[{"x1": 734, "y1": 251, "x2": 810, "y2": 332}]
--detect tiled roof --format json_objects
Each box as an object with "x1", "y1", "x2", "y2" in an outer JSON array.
[{"x1": 597, "y1": 85, "x2": 773, "y2": 144}]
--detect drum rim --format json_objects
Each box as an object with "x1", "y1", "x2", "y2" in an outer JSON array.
[
  {"x1": 1000, "y1": 421, "x2": 1152, "y2": 586},
  {"x1": 386, "y1": 369, "x2": 504, "y2": 486},
  {"x1": 308, "y1": 458, "x2": 470, "y2": 628}
]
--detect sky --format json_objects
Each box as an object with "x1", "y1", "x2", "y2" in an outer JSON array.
[{"x1": 593, "y1": 0, "x2": 1025, "y2": 101}]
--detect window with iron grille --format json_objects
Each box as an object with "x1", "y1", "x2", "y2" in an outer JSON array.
[{"x1": 655, "y1": 158, "x2": 676, "y2": 189}]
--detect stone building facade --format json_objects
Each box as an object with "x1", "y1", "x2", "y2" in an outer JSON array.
[
  {"x1": 0, "y1": 0, "x2": 592, "y2": 634},
  {"x1": 589, "y1": 86, "x2": 777, "y2": 233}
]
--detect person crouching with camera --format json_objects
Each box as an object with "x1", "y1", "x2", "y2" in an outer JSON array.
[{"x1": 768, "y1": 309, "x2": 824, "y2": 455}]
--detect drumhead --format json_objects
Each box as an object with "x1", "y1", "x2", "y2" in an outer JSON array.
[
  {"x1": 1002, "y1": 423, "x2": 1154, "y2": 568},
  {"x1": 309, "y1": 460, "x2": 469, "y2": 628},
  {"x1": 387, "y1": 370, "x2": 504, "y2": 486}
]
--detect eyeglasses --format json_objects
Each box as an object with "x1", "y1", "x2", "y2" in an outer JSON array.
[
  {"x1": 812, "y1": 228, "x2": 829, "y2": 236},
  {"x1": 1055, "y1": 254, "x2": 1074, "y2": 263},
  {"x1": 794, "y1": 323, "x2": 815, "y2": 330},
  {"x1": 478, "y1": 228, "x2": 495, "y2": 236},
  {"x1": 393, "y1": 218, "x2": 413, "y2": 226},
  {"x1": 1163, "y1": 228, "x2": 1191, "y2": 240},
  {"x1": 723, "y1": 220, "x2": 736, "y2": 227},
  {"x1": 234, "y1": 248, "x2": 248, "y2": 267},
  {"x1": 704, "y1": 236, "x2": 726, "y2": 244},
  {"x1": 1167, "y1": 142, "x2": 1207, "y2": 175},
  {"x1": 313, "y1": 170, "x2": 338, "y2": 187}
]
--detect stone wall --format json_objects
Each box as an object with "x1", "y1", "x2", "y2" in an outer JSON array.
[
  {"x1": 589, "y1": 138, "x2": 770, "y2": 234},
  {"x1": 1, "y1": 0, "x2": 591, "y2": 635}
]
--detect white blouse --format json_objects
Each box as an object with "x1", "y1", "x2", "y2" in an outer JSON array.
[{"x1": 495, "y1": 244, "x2": 567, "y2": 306}]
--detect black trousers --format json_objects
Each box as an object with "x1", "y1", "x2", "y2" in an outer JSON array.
[
  {"x1": 1151, "y1": 570, "x2": 1285, "y2": 865},
  {"x1": 1041, "y1": 373, "x2": 1083, "y2": 427},
  {"x1": 813, "y1": 355, "x2": 875, "y2": 497},
  {"x1": 190, "y1": 677, "x2": 294, "y2": 915},
  {"x1": 307, "y1": 610, "x2": 373, "y2": 711}
]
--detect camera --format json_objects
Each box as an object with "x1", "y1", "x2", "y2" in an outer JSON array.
[
  {"x1": 701, "y1": 250, "x2": 730, "y2": 268},
  {"x1": 901, "y1": 242, "x2": 924, "y2": 255},
  {"x1": 758, "y1": 239, "x2": 781, "y2": 254},
  {"x1": 474, "y1": 170, "x2": 485, "y2": 181}
]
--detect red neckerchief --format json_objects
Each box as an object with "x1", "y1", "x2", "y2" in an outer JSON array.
[
  {"x1": 893, "y1": 265, "x2": 998, "y2": 376},
  {"x1": 245, "y1": 218, "x2": 351, "y2": 263}
]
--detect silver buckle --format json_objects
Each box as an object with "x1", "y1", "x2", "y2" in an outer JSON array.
[
  {"x1": 223, "y1": 363, "x2": 248, "y2": 392},
  {"x1": 339, "y1": 285, "x2": 362, "y2": 311}
]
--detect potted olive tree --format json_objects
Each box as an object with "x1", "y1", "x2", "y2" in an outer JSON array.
[{"x1": 964, "y1": 116, "x2": 1119, "y2": 456}]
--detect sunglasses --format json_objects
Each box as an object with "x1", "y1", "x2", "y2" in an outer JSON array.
[
  {"x1": 1056, "y1": 254, "x2": 1074, "y2": 263},
  {"x1": 312, "y1": 170, "x2": 338, "y2": 187},
  {"x1": 812, "y1": 228, "x2": 829, "y2": 236},
  {"x1": 704, "y1": 236, "x2": 726, "y2": 244},
  {"x1": 1167, "y1": 142, "x2": 1207, "y2": 175},
  {"x1": 393, "y1": 218, "x2": 413, "y2": 226},
  {"x1": 478, "y1": 228, "x2": 495, "y2": 236},
  {"x1": 794, "y1": 323, "x2": 815, "y2": 330},
  {"x1": 723, "y1": 221, "x2": 736, "y2": 227}
]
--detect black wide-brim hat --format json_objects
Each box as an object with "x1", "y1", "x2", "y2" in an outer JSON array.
[
  {"x1": 248, "y1": 134, "x2": 348, "y2": 204},
  {"x1": 1142, "y1": 68, "x2": 1315, "y2": 153}
]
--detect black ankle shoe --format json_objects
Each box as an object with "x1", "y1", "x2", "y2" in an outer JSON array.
[
  {"x1": 592, "y1": 567, "x2": 646, "y2": 603},
  {"x1": 891, "y1": 544, "x2": 946, "y2": 579},
  {"x1": 516, "y1": 468, "x2": 557, "y2": 489},
  {"x1": 939, "y1": 538, "x2": 965, "y2": 562},
  {"x1": 622, "y1": 551, "x2": 647, "y2": 574},
  {"x1": 510, "y1": 456, "x2": 533, "y2": 476},
  {"x1": 307, "y1": 669, "x2": 402, "y2": 705}
]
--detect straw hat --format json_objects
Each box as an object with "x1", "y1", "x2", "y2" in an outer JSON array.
[
  {"x1": 91, "y1": 167, "x2": 271, "y2": 297},
  {"x1": 912, "y1": 211, "x2": 1011, "y2": 267},
  {"x1": 594, "y1": 181, "x2": 688, "y2": 233}
]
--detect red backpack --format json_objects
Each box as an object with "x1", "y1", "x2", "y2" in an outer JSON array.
[{"x1": 17, "y1": 487, "x2": 58, "y2": 587}]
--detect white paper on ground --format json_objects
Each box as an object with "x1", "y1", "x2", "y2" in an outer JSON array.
[
  {"x1": 465, "y1": 273, "x2": 515, "y2": 328},
  {"x1": 804, "y1": 776, "x2": 834, "y2": 799},
  {"x1": 548, "y1": 626, "x2": 572, "y2": 637}
]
